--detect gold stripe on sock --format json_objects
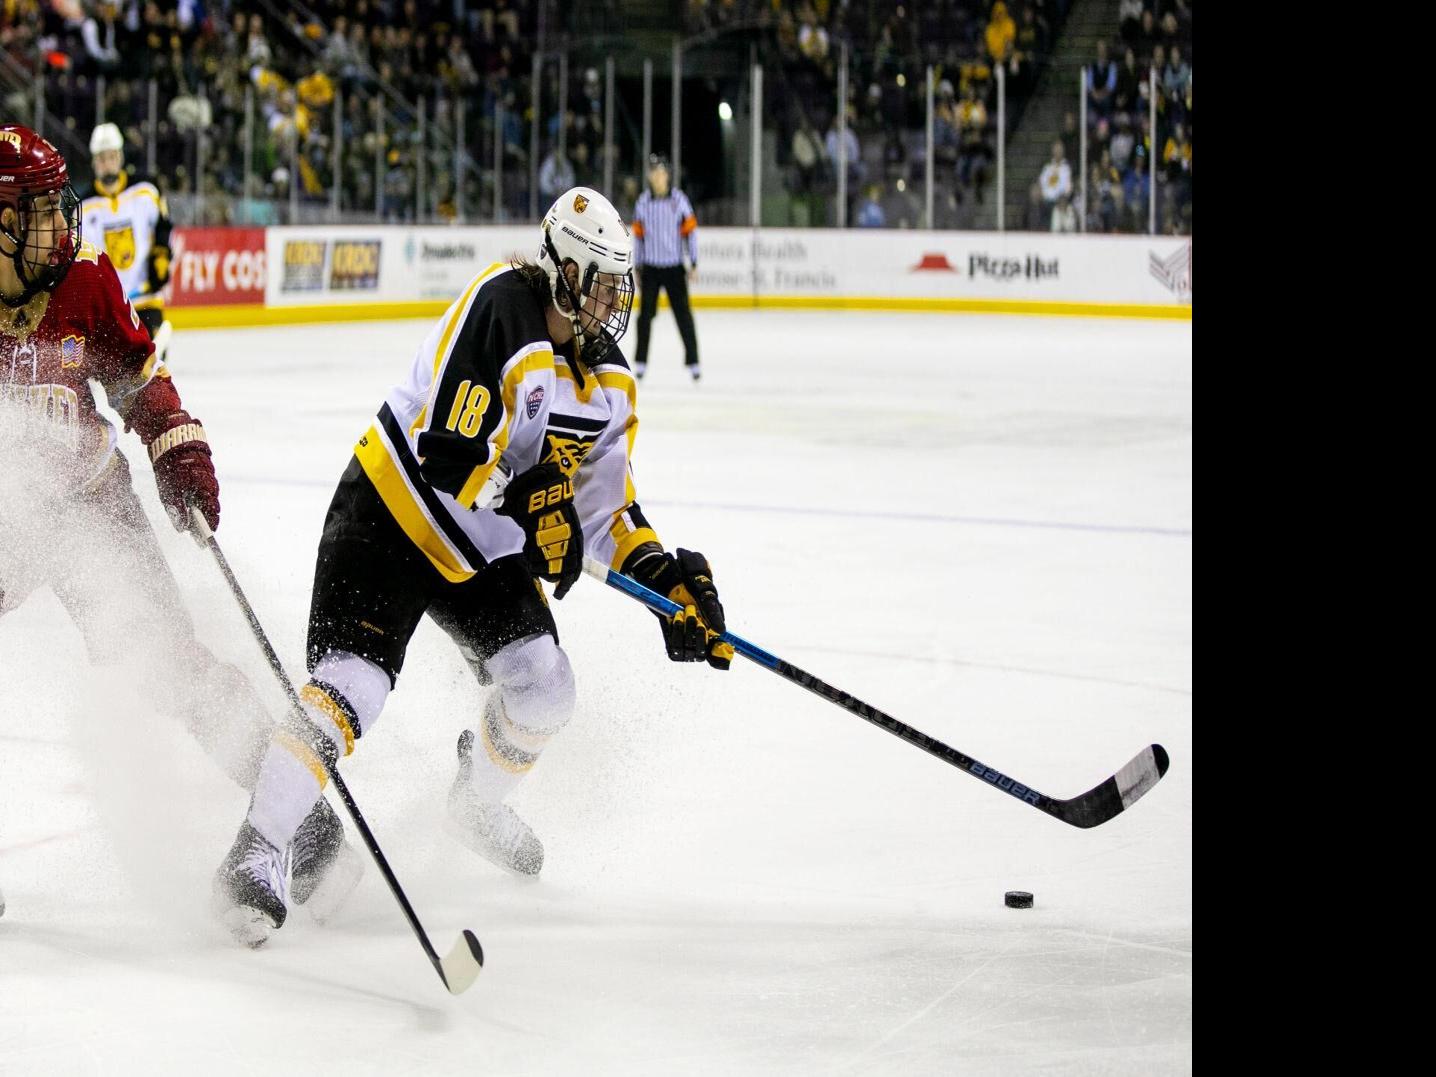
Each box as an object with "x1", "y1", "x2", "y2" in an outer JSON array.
[
  {"x1": 301, "y1": 683, "x2": 356, "y2": 757},
  {"x1": 278, "y1": 730, "x2": 331, "y2": 789}
]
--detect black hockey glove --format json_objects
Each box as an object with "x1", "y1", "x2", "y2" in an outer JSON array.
[
  {"x1": 628, "y1": 547, "x2": 734, "y2": 670},
  {"x1": 495, "y1": 463, "x2": 583, "y2": 599}
]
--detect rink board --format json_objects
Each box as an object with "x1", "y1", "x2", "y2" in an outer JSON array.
[{"x1": 162, "y1": 226, "x2": 1192, "y2": 328}]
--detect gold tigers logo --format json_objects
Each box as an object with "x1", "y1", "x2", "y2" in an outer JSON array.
[
  {"x1": 103, "y1": 224, "x2": 136, "y2": 270},
  {"x1": 573, "y1": 193, "x2": 589, "y2": 214},
  {"x1": 542, "y1": 433, "x2": 596, "y2": 477}
]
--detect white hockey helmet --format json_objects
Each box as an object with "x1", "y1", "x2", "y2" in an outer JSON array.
[
  {"x1": 89, "y1": 122, "x2": 123, "y2": 157},
  {"x1": 537, "y1": 186, "x2": 634, "y2": 364}
]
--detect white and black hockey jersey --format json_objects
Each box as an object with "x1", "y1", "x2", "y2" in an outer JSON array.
[
  {"x1": 354, "y1": 262, "x2": 658, "y2": 583},
  {"x1": 79, "y1": 172, "x2": 172, "y2": 310}
]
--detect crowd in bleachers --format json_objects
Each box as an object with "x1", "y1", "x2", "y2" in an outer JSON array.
[
  {"x1": 681, "y1": 1, "x2": 1068, "y2": 228},
  {"x1": 1062, "y1": 0, "x2": 1190, "y2": 234},
  {"x1": 2, "y1": 1, "x2": 551, "y2": 223},
  {"x1": 1, "y1": 1, "x2": 1189, "y2": 233}
]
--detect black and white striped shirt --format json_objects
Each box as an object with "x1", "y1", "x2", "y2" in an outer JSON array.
[{"x1": 631, "y1": 189, "x2": 698, "y2": 269}]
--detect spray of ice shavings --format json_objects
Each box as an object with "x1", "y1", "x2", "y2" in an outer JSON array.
[{"x1": 0, "y1": 428, "x2": 260, "y2": 935}]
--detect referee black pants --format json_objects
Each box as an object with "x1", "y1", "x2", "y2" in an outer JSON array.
[{"x1": 634, "y1": 264, "x2": 699, "y2": 369}]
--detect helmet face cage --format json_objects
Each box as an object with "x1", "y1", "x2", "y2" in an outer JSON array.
[
  {"x1": 543, "y1": 228, "x2": 634, "y2": 366},
  {"x1": 6, "y1": 183, "x2": 82, "y2": 298}
]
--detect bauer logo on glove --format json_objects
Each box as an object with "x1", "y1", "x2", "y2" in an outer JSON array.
[{"x1": 495, "y1": 462, "x2": 583, "y2": 599}]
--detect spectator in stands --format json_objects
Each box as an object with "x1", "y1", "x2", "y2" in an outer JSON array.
[
  {"x1": 79, "y1": 1, "x2": 122, "y2": 74},
  {"x1": 382, "y1": 149, "x2": 412, "y2": 222},
  {"x1": 1122, "y1": 145, "x2": 1150, "y2": 229},
  {"x1": 934, "y1": 79, "x2": 961, "y2": 170},
  {"x1": 1050, "y1": 192, "x2": 1078, "y2": 233},
  {"x1": 1108, "y1": 112, "x2": 1131, "y2": 173},
  {"x1": 825, "y1": 111, "x2": 863, "y2": 191},
  {"x1": 1023, "y1": 181, "x2": 1047, "y2": 231},
  {"x1": 538, "y1": 145, "x2": 576, "y2": 205},
  {"x1": 1011, "y1": 4, "x2": 1049, "y2": 97},
  {"x1": 986, "y1": 1, "x2": 1016, "y2": 65},
  {"x1": 1092, "y1": 150, "x2": 1122, "y2": 233},
  {"x1": 856, "y1": 184, "x2": 886, "y2": 228},
  {"x1": 956, "y1": 83, "x2": 989, "y2": 196},
  {"x1": 1163, "y1": 46, "x2": 1191, "y2": 103},
  {"x1": 1119, "y1": 0, "x2": 1145, "y2": 46},
  {"x1": 1088, "y1": 40, "x2": 1117, "y2": 119},
  {"x1": 797, "y1": 3, "x2": 830, "y2": 65},
  {"x1": 1115, "y1": 46, "x2": 1143, "y2": 119},
  {"x1": 1135, "y1": 9, "x2": 1157, "y2": 59},
  {"x1": 1038, "y1": 139, "x2": 1072, "y2": 211}
]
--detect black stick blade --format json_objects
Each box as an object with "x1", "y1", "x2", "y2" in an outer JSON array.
[
  {"x1": 437, "y1": 930, "x2": 485, "y2": 995},
  {"x1": 1051, "y1": 744, "x2": 1170, "y2": 829}
]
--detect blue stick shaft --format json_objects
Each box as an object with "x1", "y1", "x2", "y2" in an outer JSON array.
[{"x1": 581, "y1": 558, "x2": 1168, "y2": 829}]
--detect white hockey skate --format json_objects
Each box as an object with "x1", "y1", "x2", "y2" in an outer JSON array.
[
  {"x1": 447, "y1": 730, "x2": 544, "y2": 876},
  {"x1": 290, "y1": 797, "x2": 364, "y2": 924},
  {"x1": 213, "y1": 822, "x2": 289, "y2": 948}
]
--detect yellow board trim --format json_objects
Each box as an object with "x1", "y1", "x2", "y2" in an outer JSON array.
[
  {"x1": 277, "y1": 731, "x2": 330, "y2": 789},
  {"x1": 165, "y1": 295, "x2": 1188, "y2": 330},
  {"x1": 300, "y1": 684, "x2": 356, "y2": 757},
  {"x1": 355, "y1": 423, "x2": 475, "y2": 584}
]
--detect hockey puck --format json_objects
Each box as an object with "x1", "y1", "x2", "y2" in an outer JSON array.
[{"x1": 1004, "y1": 891, "x2": 1034, "y2": 909}]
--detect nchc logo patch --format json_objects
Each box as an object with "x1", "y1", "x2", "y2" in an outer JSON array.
[
  {"x1": 526, "y1": 386, "x2": 545, "y2": 419},
  {"x1": 573, "y1": 193, "x2": 589, "y2": 214}
]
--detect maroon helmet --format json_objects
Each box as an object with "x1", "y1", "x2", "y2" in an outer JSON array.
[{"x1": 0, "y1": 123, "x2": 82, "y2": 305}]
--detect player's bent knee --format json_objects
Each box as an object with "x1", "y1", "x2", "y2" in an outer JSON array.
[
  {"x1": 486, "y1": 632, "x2": 575, "y2": 737},
  {"x1": 302, "y1": 650, "x2": 392, "y2": 756}
]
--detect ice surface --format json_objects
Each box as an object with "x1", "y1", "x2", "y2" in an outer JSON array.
[{"x1": 0, "y1": 310, "x2": 1192, "y2": 1075}]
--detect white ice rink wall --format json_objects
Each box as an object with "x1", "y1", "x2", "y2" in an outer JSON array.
[{"x1": 165, "y1": 225, "x2": 1193, "y2": 329}]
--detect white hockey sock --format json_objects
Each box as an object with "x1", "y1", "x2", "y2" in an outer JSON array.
[
  {"x1": 463, "y1": 634, "x2": 575, "y2": 803},
  {"x1": 247, "y1": 652, "x2": 390, "y2": 849},
  {"x1": 248, "y1": 740, "x2": 325, "y2": 851}
]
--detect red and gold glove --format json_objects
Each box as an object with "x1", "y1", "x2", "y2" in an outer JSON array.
[{"x1": 148, "y1": 412, "x2": 219, "y2": 531}]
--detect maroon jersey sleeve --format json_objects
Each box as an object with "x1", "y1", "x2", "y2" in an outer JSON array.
[{"x1": 75, "y1": 248, "x2": 187, "y2": 442}]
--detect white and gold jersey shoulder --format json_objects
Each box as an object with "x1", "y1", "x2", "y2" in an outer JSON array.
[
  {"x1": 79, "y1": 173, "x2": 169, "y2": 306},
  {"x1": 354, "y1": 262, "x2": 656, "y2": 584}
]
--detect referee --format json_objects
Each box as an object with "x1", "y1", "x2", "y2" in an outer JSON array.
[{"x1": 631, "y1": 154, "x2": 701, "y2": 381}]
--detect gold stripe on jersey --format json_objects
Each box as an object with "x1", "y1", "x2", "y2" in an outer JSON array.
[
  {"x1": 610, "y1": 517, "x2": 660, "y2": 570},
  {"x1": 552, "y1": 361, "x2": 592, "y2": 403},
  {"x1": 596, "y1": 369, "x2": 638, "y2": 410},
  {"x1": 355, "y1": 422, "x2": 478, "y2": 583},
  {"x1": 413, "y1": 261, "x2": 508, "y2": 445},
  {"x1": 619, "y1": 413, "x2": 639, "y2": 505},
  {"x1": 454, "y1": 343, "x2": 555, "y2": 509}
]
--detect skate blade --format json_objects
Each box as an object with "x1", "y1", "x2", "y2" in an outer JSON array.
[
  {"x1": 444, "y1": 816, "x2": 543, "y2": 878},
  {"x1": 300, "y1": 841, "x2": 366, "y2": 925},
  {"x1": 220, "y1": 906, "x2": 280, "y2": 949}
]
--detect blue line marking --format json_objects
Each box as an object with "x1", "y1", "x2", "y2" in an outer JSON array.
[{"x1": 223, "y1": 475, "x2": 1189, "y2": 538}]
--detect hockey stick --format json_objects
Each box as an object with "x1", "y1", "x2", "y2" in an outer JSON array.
[
  {"x1": 584, "y1": 558, "x2": 1168, "y2": 829},
  {"x1": 188, "y1": 508, "x2": 483, "y2": 994}
]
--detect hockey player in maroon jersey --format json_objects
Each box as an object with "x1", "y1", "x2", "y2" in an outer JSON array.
[{"x1": 0, "y1": 124, "x2": 360, "y2": 921}]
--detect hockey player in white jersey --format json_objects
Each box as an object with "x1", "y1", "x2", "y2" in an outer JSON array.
[
  {"x1": 79, "y1": 123, "x2": 173, "y2": 359},
  {"x1": 213, "y1": 187, "x2": 734, "y2": 946}
]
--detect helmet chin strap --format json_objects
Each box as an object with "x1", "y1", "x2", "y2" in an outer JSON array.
[{"x1": 543, "y1": 228, "x2": 590, "y2": 386}]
